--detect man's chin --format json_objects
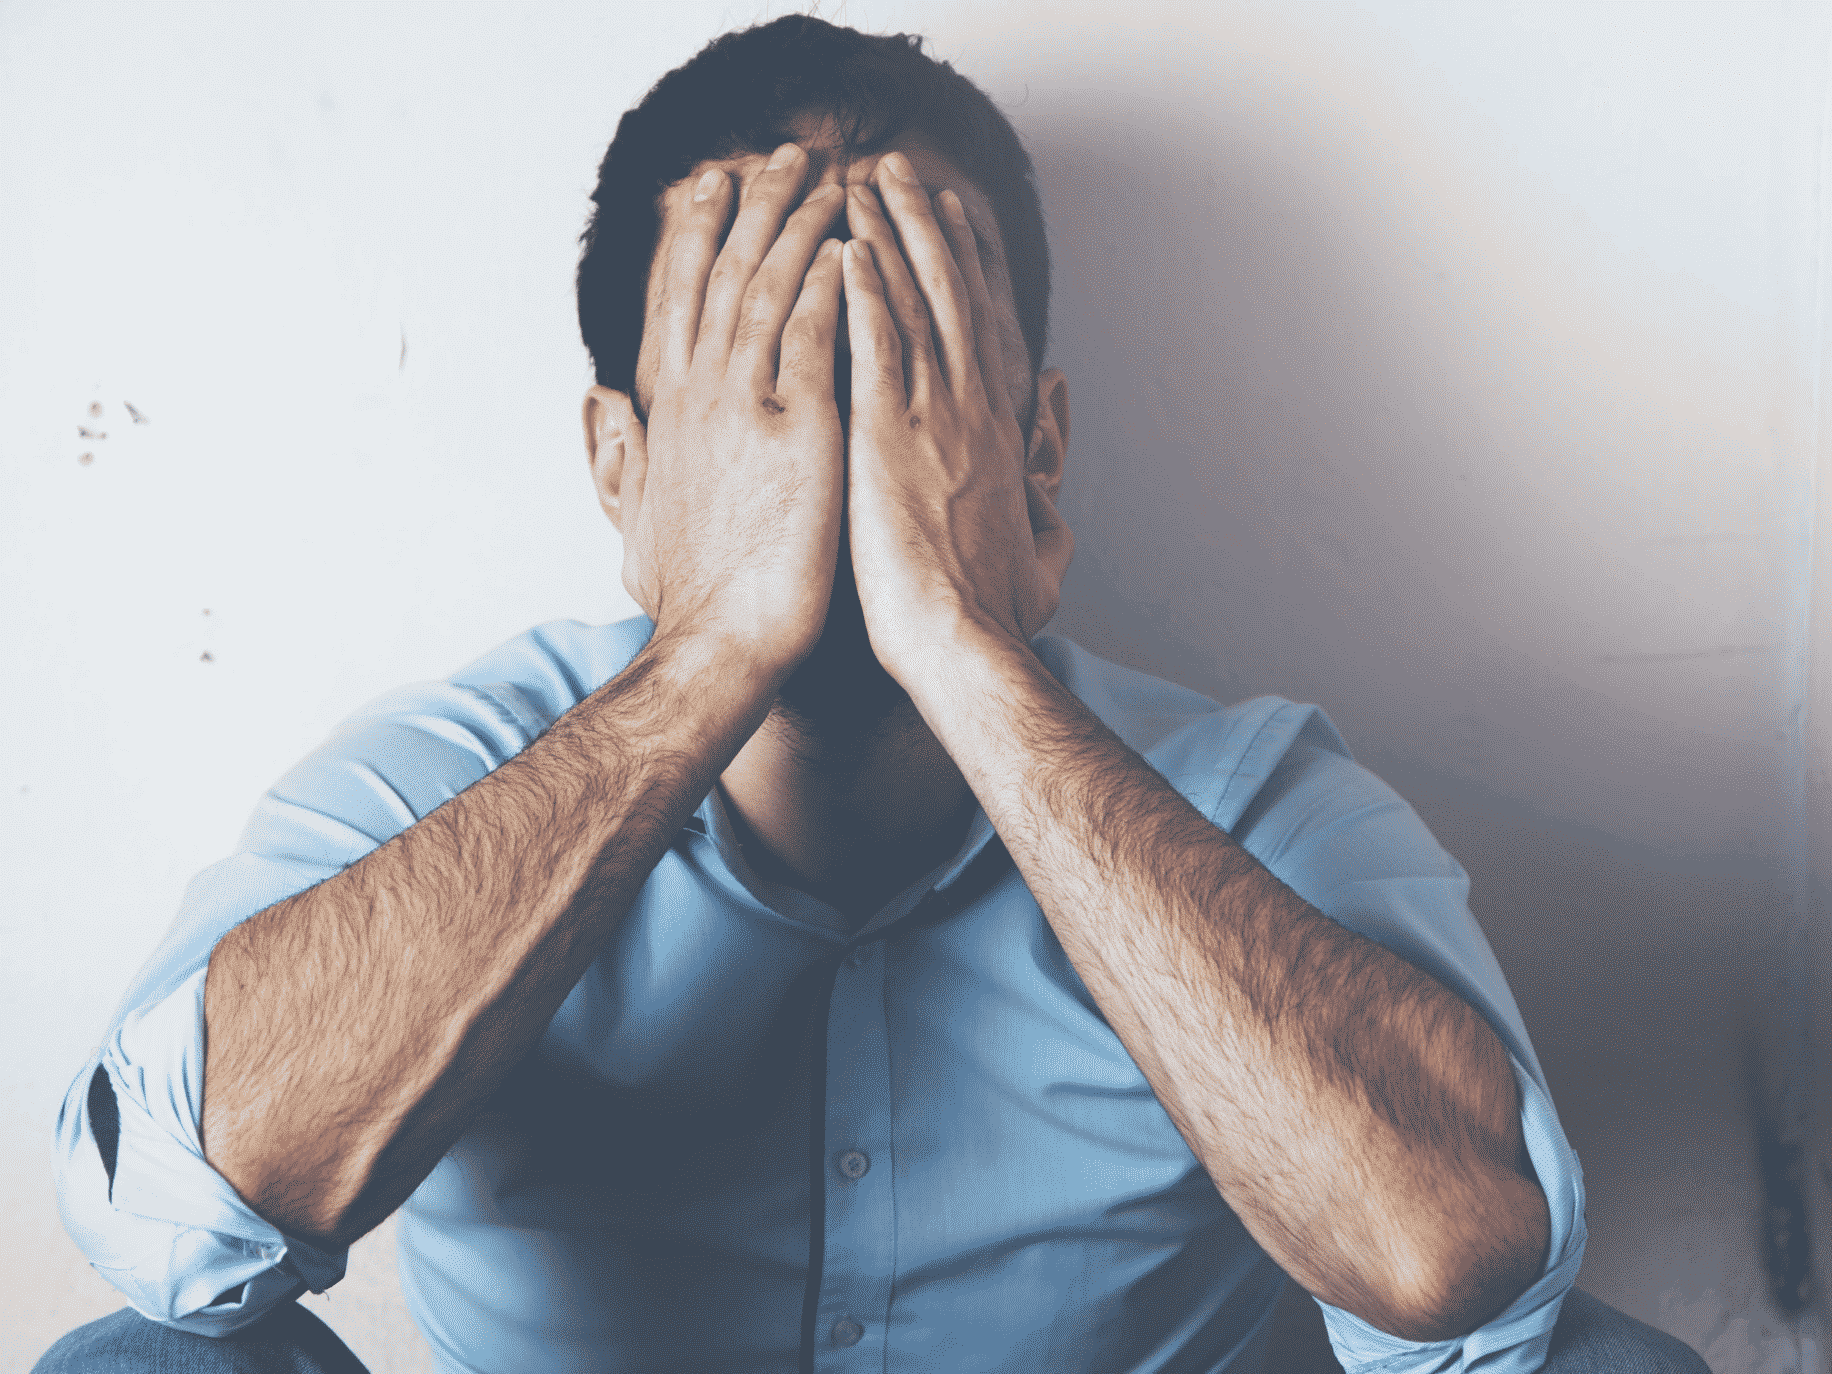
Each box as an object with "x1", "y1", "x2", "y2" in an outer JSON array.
[{"x1": 772, "y1": 622, "x2": 912, "y2": 757}]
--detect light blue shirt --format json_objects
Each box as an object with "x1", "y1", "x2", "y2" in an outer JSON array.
[{"x1": 53, "y1": 616, "x2": 1584, "y2": 1373}]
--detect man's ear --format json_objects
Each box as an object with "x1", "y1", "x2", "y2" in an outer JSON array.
[
  {"x1": 1025, "y1": 367, "x2": 1070, "y2": 501},
  {"x1": 583, "y1": 385, "x2": 647, "y2": 531}
]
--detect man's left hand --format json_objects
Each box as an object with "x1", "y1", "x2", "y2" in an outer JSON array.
[{"x1": 840, "y1": 153, "x2": 1073, "y2": 689}]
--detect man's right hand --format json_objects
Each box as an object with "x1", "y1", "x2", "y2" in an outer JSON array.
[
  {"x1": 199, "y1": 149, "x2": 848, "y2": 1251},
  {"x1": 607, "y1": 143, "x2": 846, "y2": 678}
]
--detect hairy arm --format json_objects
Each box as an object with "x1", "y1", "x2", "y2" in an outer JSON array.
[
  {"x1": 201, "y1": 632, "x2": 779, "y2": 1248},
  {"x1": 838, "y1": 156, "x2": 1548, "y2": 1343},
  {"x1": 907, "y1": 629, "x2": 1548, "y2": 1342},
  {"x1": 203, "y1": 142, "x2": 849, "y2": 1257}
]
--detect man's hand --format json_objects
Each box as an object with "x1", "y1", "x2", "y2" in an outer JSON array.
[
  {"x1": 615, "y1": 144, "x2": 845, "y2": 676},
  {"x1": 838, "y1": 153, "x2": 1073, "y2": 686},
  {"x1": 203, "y1": 149, "x2": 859, "y2": 1251}
]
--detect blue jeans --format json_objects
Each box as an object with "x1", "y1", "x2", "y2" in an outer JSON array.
[{"x1": 31, "y1": 1287, "x2": 1710, "y2": 1373}]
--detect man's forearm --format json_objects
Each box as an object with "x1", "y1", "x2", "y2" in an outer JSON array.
[
  {"x1": 201, "y1": 630, "x2": 780, "y2": 1249},
  {"x1": 901, "y1": 622, "x2": 1549, "y2": 1343}
]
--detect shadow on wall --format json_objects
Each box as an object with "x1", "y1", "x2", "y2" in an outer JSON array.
[
  {"x1": 1030, "y1": 100, "x2": 1798, "y2": 855},
  {"x1": 1023, "y1": 115, "x2": 1802, "y2": 1357}
]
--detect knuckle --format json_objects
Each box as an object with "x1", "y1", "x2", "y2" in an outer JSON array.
[
  {"x1": 785, "y1": 306, "x2": 829, "y2": 343},
  {"x1": 704, "y1": 257, "x2": 747, "y2": 295},
  {"x1": 732, "y1": 314, "x2": 775, "y2": 352},
  {"x1": 731, "y1": 293, "x2": 782, "y2": 349}
]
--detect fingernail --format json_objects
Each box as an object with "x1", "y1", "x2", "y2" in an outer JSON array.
[
  {"x1": 693, "y1": 168, "x2": 723, "y2": 201},
  {"x1": 883, "y1": 153, "x2": 918, "y2": 184},
  {"x1": 939, "y1": 189, "x2": 968, "y2": 224},
  {"x1": 767, "y1": 143, "x2": 801, "y2": 170}
]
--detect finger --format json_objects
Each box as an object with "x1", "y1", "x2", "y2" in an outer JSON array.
[
  {"x1": 695, "y1": 143, "x2": 811, "y2": 365},
  {"x1": 842, "y1": 239, "x2": 908, "y2": 414},
  {"x1": 846, "y1": 182, "x2": 936, "y2": 407},
  {"x1": 873, "y1": 153, "x2": 978, "y2": 401},
  {"x1": 735, "y1": 182, "x2": 846, "y2": 390},
  {"x1": 935, "y1": 188, "x2": 1013, "y2": 424},
  {"x1": 777, "y1": 239, "x2": 845, "y2": 399},
  {"x1": 657, "y1": 167, "x2": 733, "y2": 379}
]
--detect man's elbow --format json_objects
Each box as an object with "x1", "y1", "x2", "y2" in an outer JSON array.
[{"x1": 1388, "y1": 1171, "x2": 1552, "y2": 1343}]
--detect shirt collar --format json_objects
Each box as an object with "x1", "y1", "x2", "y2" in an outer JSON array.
[{"x1": 688, "y1": 784, "x2": 1007, "y2": 942}]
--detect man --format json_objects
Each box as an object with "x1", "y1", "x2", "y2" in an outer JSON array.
[{"x1": 38, "y1": 16, "x2": 1703, "y2": 1374}]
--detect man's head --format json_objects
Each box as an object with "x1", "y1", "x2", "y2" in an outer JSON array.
[
  {"x1": 576, "y1": 15, "x2": 1050, "y2": 426},
  {"x1": 575, "y1": 16, "x2": 1064, "y2": 749}
]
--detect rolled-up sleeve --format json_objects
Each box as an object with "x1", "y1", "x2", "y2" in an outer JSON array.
[
  {"x1": 55, "y1": 963, "x2": 346, "y2": 1333},
  {"x1": 1221, "y1": 713, "x2": 1586, "y2": 1374},
  {"x1": 50, "y1": 657, "x2": 575, "y2": 1332},
  {"x1": 52, "y1": 841, "x2": 358, "y2": 1331}
]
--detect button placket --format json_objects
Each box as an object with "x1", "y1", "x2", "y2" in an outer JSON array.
[{"x1": 816, "y1": 929, "x2": 894, "y2": 1367}]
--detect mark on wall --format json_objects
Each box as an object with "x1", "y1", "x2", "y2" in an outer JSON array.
[
  {"x1": 75, "y1": 399, "x2": 150, "y2": 465},
  {"x1": 1749, "y1": 1046, "x2": 1815, "y2": 1314},
  {"x1": 78, "y1": 400, "x2": 106, "y2": 464}
]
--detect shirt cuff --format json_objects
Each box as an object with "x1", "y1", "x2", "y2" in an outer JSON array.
[
  {"x1": 54, "y1": 966, "x2": 348, "y2": 1334},
  {"x1": 1316, "y1": 1053, "x2": 1587, "y2": 1373}
]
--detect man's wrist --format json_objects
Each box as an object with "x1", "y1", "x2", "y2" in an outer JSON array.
[
  {"x1": 644, "y1": 621, "x2": 796, "y2": 690},
  {"x1": 892, "y1": 612, "x2": 1050, "y2": 738},
  {"x1": 590, "y1": 624, "x2": 790, "y2": 756}
]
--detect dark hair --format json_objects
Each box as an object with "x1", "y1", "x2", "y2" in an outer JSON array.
[{"x1": 576, "y1": 14, "x2": 1049, "y2": 397}]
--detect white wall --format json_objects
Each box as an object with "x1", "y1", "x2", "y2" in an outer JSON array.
[{"x1": 2, "y1": 3, "x2": 1826, "y2": 1371}]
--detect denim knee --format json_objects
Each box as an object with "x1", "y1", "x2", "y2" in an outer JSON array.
[
  {"x1": 1542, "y1": 1288, "x2": 1710, "y2": 1374},
  {"x1": 31, "y1": 1302, "x2": 369, "y2": 1374}
]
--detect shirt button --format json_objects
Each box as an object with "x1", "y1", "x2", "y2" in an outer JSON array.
[
  {"x1": 845, "y1": 945, "x2": 869, "y2": 968},
  {"x1": 838, "y1": 1149, "x2": 870, "y2": 1179},
  {"x1": 832, "y1": 1317, "x2": 864, "y2": 1347}
]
